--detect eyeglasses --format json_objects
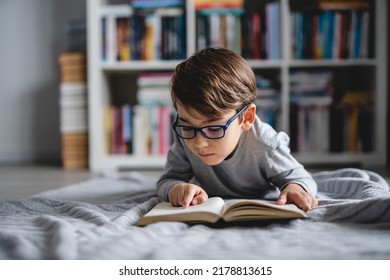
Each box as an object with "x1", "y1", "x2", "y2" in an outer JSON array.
[{"x1": 172, "y1": 104, "x2": 249, "y2": 140}]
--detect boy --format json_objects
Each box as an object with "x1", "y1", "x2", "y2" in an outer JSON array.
[{"x1": 156, "y1": 48, "x2": 318, "y2": 211}]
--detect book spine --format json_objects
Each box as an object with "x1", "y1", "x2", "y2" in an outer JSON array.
[
  {"x1": 290, "y1": 3, "x2": 371, "y2": 60},
  {"x1": 58, "y1": 52, "x2": 89, "y2": 170}
]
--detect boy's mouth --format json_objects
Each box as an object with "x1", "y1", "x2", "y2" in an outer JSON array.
[{"x1": 198, "y1": 153, "x2": 214, "y2": 158}]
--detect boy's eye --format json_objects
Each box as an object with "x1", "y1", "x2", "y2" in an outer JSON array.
[
  {"x1": 206, "y1": 127, "x2": 222, "y2": 132},
  {"x1": 182, "y1": 126, "x2": 193, "y2": 131}
]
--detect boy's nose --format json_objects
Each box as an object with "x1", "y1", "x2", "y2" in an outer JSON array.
[{"x1": 193, "y1": 132, "x2": 208, "y2": 148}]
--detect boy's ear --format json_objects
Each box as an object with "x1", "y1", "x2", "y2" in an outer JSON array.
[{"x1": 241, "y1": 103, "x2": 256, "y2": 131}]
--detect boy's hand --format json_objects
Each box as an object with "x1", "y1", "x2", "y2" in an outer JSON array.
[
  {"x1": 277, "y1": 183, "x2": 318, "y2": 212},
  {"x1": 168, "y1": 183, "x2": 208, "y2": 208}
]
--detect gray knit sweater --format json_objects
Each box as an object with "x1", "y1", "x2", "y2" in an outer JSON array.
[{"x1": 156, "y1": 116, "x2": 317, "y2": 201}]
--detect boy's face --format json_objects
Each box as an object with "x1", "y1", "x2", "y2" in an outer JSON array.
[{"x1": 175, "y1": 103, "x2": 247, "y2": 166}]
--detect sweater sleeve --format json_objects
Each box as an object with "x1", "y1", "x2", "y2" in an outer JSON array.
[
  {"x1": 266, "y1": 132, "x2": 317, "y2": 196},
  {"x1": 156, "y1": 134, "x2": 195, "y2": 201}
]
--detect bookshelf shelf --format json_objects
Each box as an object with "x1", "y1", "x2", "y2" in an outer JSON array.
[
  {"x1": 87, "y1": 0, "x2": 387, "y2": 172},
  {"x1": 288, "y1": 59, "x2": 377, "y2": 67},
  {"x1": 101, "y1": 61, "x2": 181, "y2": 71}
]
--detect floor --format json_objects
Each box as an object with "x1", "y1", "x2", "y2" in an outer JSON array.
[
  {"x1": 0, "y1": 165, "x2": 95, "y2": 201},
  {"x1": 1, "y1": 164, "x2": 389, "y2": 201}
]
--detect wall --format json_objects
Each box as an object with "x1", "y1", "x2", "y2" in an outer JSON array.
[
  {"x1": 0, "y1": 0, "x2": 86, "y2": 164},
  {"x1": 388, "y1": 0, "x2": 390, "y2": 165}
]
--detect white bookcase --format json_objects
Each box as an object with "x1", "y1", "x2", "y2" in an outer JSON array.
[{"x1": 87, "y1": 0, "x2": 387, "y2": 172}]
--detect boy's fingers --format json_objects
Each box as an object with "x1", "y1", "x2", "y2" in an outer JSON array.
[
  {"x1": 169, "y1": 193, "x2": 177, "y2": 206},
  {"x1": 294, "y1": 195, "x2": 316, "y2": 212},
  {"x1": 181, "y1": 196, "x2": 191, "y2": 208},
  {"x1": 192, "y1": 190, "x2": 208, "y2": 206},
  {"x1": 181, "y1": 187, "x2": 208, "y2": 208},
  {"x1": 277, "y1": 192, "x2": 287, "y2": 205},
  {"x1": 173, "y1": 191, "x2": 183, "y2": 207},
  {"x1": 169, "y1": 185, "x2": 183, "y2": 206},
  {"x1": 181, "y1": 188, "x2": 197, "y2": 208},
  {"x1": 302, "y1": 195, "x2": 317, "y2": 211},
  {"x1": 298, "y1": 201, "x2": 310, "y2": 212}
]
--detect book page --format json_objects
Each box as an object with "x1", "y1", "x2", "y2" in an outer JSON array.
[
  {"x1": 137, "y1": 197, "x2": 225, "y2": 225},
  {"x1": 222, "y1": 199, "x2": 307, "y2": 222}
]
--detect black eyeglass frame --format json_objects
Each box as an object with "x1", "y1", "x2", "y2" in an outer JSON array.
[{"x1": 172, "y1": 104, "x2": 249, "y2": 140}]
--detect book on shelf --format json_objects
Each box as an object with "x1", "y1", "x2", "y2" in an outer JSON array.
[
  {"x1": 196, "y1": 8, "x2": 242, "y2": 54},
  {"x1": 194, "y1": 0, "x2": 243, "y2": 10},
  {"x1": 358, "y1": 105, "x2": 374, "y2": 152},
  {"x1": 289, "y1": 0, "x2": 370, "y2": 11},
  {"x1": 290, "y1": 104, "x2": 330, "y2": 153},
  {"x1": 318, "y1": 0, "x2": 370, "y2": 10},
  {"x1": 131, "y1": 0, "x2": 184, "y2": 9},
  {"x1": 255, "y1": 74, "x2": 281, "y2": 130},
  {"x1": 338, "y1": 90, "x2": 374, "y2": 153},
  {"x1": 116, "y1": 17, "x2": 131, "y2": 61},
  {"x1": 251, "y1": 12, "x2": 262, "y2": 59},
  {"x1": 137, "y1": 72, "x2": 172, "y2": 103},
  {"x1": 265, "y1": 1, "x2": 281, "y2": 60},
  {"x1": 106, "y1": 105, "x2": 129, "y2": 155},
  {"x1": 256, "y1": 101, "x2": 280, "y2": 131},
  {"x1": 100, "y1": 5, "x2": 133, "y2": 63},
  {"x1": 195, "y1": 1, "x2": 280, "y2": 59},
  {"x1": 137, "y1": 197, "x2": 307, "y2": 226},
  {"x1": 329, "y1": 91, "x2": 374, "y2": 153},
  {"x1": 101, "y1": 2, "x2": 185, "y2": 62},
  {"x1": 132, "y1": 8, "x2": 186, "y2": 61},
  {"x1": 105, "y1": 104, "x2": 173, "y2": 156},
  {"x1": 290, "y1": 4, "x2": 371, "y2": 59},
  {"x1": 240, "y1": 1, "x2": 280, "y2": 59},
  {"x1": 288, "y1": 71, "x2": 333, "y2": 153},
  {"x1": 104, "y1": 71, "x2": 174, "y2": 156}
]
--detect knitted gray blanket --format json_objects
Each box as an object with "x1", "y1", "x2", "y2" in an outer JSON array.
[{"x1": 1, "y1": 168, "x2": 389, "y2": 259}]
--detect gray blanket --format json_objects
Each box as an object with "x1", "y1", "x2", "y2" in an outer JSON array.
[{"x1": 1, "y1": 168, "x2": 390, "y2": 259}]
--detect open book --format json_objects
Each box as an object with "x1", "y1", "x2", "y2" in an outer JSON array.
[{"x1": 137, "y1": 197, "x2": 307, "y2": 226}]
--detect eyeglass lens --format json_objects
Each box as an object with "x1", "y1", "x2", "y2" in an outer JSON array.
[{"x1": 178, "y1": 126, "x2": 224, "y2": 139}]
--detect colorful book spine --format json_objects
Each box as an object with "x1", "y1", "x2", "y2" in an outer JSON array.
[
  {"x1": 290, "y1": 4, "x2": 371, "y2": 60},
  {"x1": 100, "y1": 5, "x2": 133, "y2": 63}
]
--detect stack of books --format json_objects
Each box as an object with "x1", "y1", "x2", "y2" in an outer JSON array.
[{"x1": 58, "y1": 52, "x2": 88, "y2": 170}]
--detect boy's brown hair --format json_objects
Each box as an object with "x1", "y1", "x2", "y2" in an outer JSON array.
[{"x1": 171, "y1": 48, "x2": 256, "y2": 119}]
